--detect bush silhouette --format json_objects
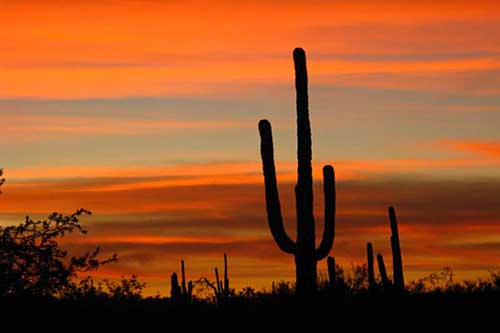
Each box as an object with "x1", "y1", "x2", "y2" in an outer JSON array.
[
  {"x1": 0, "y1": 169, "x2": 4, "y2": 193},
  {"x1": 0, "y1": 209, "x2": 117, "y2": 297}
]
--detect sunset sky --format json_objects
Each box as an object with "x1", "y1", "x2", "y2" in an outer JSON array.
[{"x1": 1, "y1": 0, "x2": 500, "y2": 295}]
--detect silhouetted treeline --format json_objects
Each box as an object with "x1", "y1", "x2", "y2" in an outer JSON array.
[{"x1": 2, "y1": 265, "x2": 500, "y2": 314}]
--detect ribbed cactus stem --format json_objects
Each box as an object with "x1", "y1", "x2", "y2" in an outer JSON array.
[
  {"x1": 327, "y1": 256, "x2": 336, "y2": 289},
  {"x1": 258, "y1": 48, "x2": 336, "y2": 296},
  {"x1": 389, "y1": 206, "x2": 405, "y2": 291},
  {"x1": 367, "y1": 242, "x2": 375, "y2": 292},
  {"x1": 377, "y1": 253, "x2": 390, "y2": 291}
]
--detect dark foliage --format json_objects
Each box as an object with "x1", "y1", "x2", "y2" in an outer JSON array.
[
  {"x1": 0, "y1": 169, "x2": 4, "y2": 192},
  {"x1": 0, "y1": 209, "x2": 117, "y2": 297}
]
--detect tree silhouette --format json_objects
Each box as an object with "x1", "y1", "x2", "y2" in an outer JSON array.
[
  {"x1": 0, "y1": 209, "x2": 117, "y2": 297},
  {"x1": 0, "y1": 169, "x2": 5, "y2": 193}
]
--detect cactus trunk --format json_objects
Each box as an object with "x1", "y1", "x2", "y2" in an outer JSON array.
[
  {"x1": 294, "y1": 47, "x2": 317, "y2": 295},
  {"x1": 258, "y1": 48, "x2": 336, "y2": 297}
]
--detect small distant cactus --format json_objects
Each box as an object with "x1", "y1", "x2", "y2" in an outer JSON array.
[
  {"x1": 377, "y1": 253, "x2": 390, "y2": 291},
  {"x1": 204, "y1": 253, "x2": 230, "y2": 305},
  {"x1": 170, "y1": 259, "x2": 193, "y2": 304},
  {"x1": 259, "y1": 48, "x2": 336, "y2": 296},
  {"x1": 389, "y1": 206, "x2": 405, "y2": 291},
  {"x1": 327, "y1": 256, "x2": 336, "y2": 289},
  {"x1": 367, "y1": 242, "x2": 375, "y2": 292}
]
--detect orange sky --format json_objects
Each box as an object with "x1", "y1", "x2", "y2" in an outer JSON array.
[{"x1": 1, "y1": 0, "x2": 500, "y2": 295}]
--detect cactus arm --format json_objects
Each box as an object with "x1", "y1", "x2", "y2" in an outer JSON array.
[
  {"x1": 377, "y1": 253, "x2": 390, "y2": 290},
  {"x1": 315, "y1": 165, "x2": 336, "y2": 260},
  {"x1": 215, "y1": 267, "x2": 221, "y2": 297},
  {"x1": 259, "y1": 120, "x2": 296, "y2": 254},
  {"x1": 203, "y1": 278, "x2": 219, "y2": 302}
]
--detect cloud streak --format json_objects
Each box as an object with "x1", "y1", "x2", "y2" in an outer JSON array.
[
  {"x1": 442, "y1": 140, "x2": 500, "y2": 158},
  {"x1": 2, "y1": 1, "x2": 500, "y2": 99}
]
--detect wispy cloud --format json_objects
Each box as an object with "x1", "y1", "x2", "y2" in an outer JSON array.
[
  {"x1": 441, "y1": 140, "x2": 500, "y2": 158},
  {"x1": 2, "y1": 1, "x2": 500, "y2": 99},
  {"x1": 2, "y1": 115, "x2": 249, "y2": 140}
]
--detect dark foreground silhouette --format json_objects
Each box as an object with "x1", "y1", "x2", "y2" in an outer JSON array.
[
  {"x1": 1, "y1": 49, "x2": 499, "y2": 318},
  {"x1": 1, "y1": 206, "x2": 498, "y2": 317}
]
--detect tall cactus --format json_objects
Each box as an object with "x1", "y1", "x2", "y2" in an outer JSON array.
[
  {"x1": 258, "y1": 48, "x2": 336, "y2": 296},
  {"x1": 389, "y1": 206, "x2": 405, "y2": 291}
]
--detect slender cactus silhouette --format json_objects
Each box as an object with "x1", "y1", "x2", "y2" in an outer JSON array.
[
  {"x1": 327, "y1": 256, "x2": 336, "y2": 289},
  {"x1": 377, "y1": 253, "x2": 390, "y2": 291},
  {"x1": 170, "y1": 272, "x2": 181, "y2": 300},
  {"x1": 258, "y1": 48, "x2": 336, "y2": 296},
  {"x1": 204, "y1": 253, "x2": 230, "y2": 305},
  {"x1": 367, "y1": 242, "x2": 375, "y2": 292},
  {"x1": 170, "y1": 260, "x2": 193, "y2": 304},
  {"x1": 389, "y1": 206, "x2": 405, "y2": 291}
]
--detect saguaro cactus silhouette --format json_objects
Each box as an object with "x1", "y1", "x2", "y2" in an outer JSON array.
[
  {"x1": 367, "y1": 242, "x2": 375, "y2": 292},
  {"x1": 258, "y1": 48, "x2": 336, "y2": 296},
  {"x1": 203, "y1": 253, "x2": 230, "y2": 305},
  {"x1": 170, "y1": 259, "x2": 193, "y2": 304},
  {"x1": 327, "y1": 256, "x2": 336, "y2": 289},
  {"x1": 377, "y1": 253, "x2": 390, "y2": 291},
  {"x1": 389, "y1": 206, "x2": 405, "y2": 291}
]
